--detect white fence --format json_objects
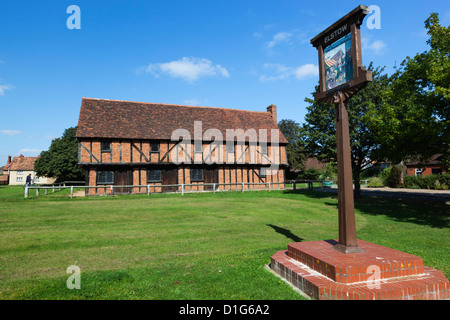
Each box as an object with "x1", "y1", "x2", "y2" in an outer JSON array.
[{"x1": 23, "y1": 180, "x2": 319, "y2": 199}]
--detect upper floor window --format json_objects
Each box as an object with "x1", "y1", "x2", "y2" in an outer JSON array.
[
  {"x1": 194, "y1": 142, "x2": 203, "y2": 153},
  {"x1": 101, "y1": 140, "x2": 112, "y2": 152},
  {"x1": 260, "y1": 144, "x2": 268, "y2": 155},
  {"x1": 226, "y1": 142, "x2": 234, "y2": 153},
  {"x1": 150, "y1": 141, "x2": 159, "y2": 153},
  {"x1": 17, "y1": 170, "x2": 23, "y2": 175}
]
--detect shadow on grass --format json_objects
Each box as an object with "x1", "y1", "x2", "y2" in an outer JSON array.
[
  {"x1": 284, "y1": 189, "x2": 449, "y2": 229},
  {"x1": 267, "y1": 224, "x2": 304, "y2": 242}
]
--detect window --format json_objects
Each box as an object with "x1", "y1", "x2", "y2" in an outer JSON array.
[
  {"x1": 226, "y1": 142, "x2": 234, "y2": 153},
  {"x1": 415, "y1": 169, "x2": 423, "y2": 177},
  {"x1": 16, "y1": 177, "x2": 23, "y2": 182},
  {"x1": 432, "y1": 168, "x2": 442, "y2": 175},
  {"x1": 194, "y1": 142, "x2": 203, "y2": 153},
  {"x1": 191, "y1": 169, "x2": 203, "y2": 182},
  {"x1": 101, "y1": 140, "x2": 112, "y2": 152},
  {"x1": 97, "y1": 171, "x2": 114, "y2": 184},
  {"x1": 150, "y1": 141, "x2": 160, "y2": 153},
  {"x1": 147, "y1": 169, "x2": 161, "y2": 182},
  {"x1": 34, "y1": 177, "x2": 40, "y2": 182},
  {"x1": 259, "y1": 167, "x2": 268, "y2": 178},
  {"x1": 17, "y1": 170, "x2": 23, "y2": 175},
  {"x1": 260, "y1": 144, "x2": 268, "y2": 155}
]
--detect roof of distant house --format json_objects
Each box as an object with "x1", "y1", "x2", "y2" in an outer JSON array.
[
  {"x1": 8, "y1": 154, "x2": 39, "y2": 171},
  {"x1": 76, "y1": 98, "x2": 287, "y2": 143},
  {"x1": 405, "y1": 154, "x2": 443, "y2": 166}
]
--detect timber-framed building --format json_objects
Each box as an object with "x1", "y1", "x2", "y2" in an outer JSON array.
[{"x1": 76, "y1": 98, "x2": 288, "y2": 195}]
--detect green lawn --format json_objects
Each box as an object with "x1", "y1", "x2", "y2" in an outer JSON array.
[{"x1": 0, "y1": 185, "x2": 448, "y2": 299}]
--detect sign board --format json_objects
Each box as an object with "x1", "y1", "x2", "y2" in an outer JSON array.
[{"x1": 311, "y1": 5, "x2": 372, "y2": 102}]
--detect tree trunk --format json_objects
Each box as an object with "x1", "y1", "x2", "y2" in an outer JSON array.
[{"x1": 353, "y1": 166, "x2": 361, "y2": 199}]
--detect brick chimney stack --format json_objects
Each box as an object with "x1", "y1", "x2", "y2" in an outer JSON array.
[
  {"x1": 7, "y1": 155, "x2": 11, "y2": 164},
  {"x1": 267, "y1": 104, "x2": 277, "y2": 124}
]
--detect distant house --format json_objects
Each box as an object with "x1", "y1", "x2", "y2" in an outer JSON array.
[
  {"x1": 405, "y1": 154, "x2": 447, "y2": 177},
  {"x1": 304, "y1": 158, "x2": 327, "y2": 171},
  {"x1": 4, "y1": 154, "x2": 56, "y2": 185},
  {"x1": 75, "y1": 98, "x2": 288, "y2": 195},
  {"x1": 0, "y1": 156, "x2": 12, "y2": 185}
]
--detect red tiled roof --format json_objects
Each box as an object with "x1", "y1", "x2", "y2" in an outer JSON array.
[
  {"x1": 9, "y1": 155, "x2": 39, "y2": 171},
  {"x1": 76, "y1": 98, "x2": 287, "y2": 143},
  {"x1": 405, "y1": 154, "x2": 443, "y2": 166}
]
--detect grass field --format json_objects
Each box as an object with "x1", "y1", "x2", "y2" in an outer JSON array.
[{"x1": 0, "y1": 185, "x2": 448, "y2": 300}]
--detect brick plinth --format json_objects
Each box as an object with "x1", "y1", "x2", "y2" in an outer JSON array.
[{"x1": 270, "y1": 240, "x2": 450, "y2": 300}]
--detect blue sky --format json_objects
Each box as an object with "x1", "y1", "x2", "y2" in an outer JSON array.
[{"x1": 1, "y1": 0, "x2": 449, "y2": 164}]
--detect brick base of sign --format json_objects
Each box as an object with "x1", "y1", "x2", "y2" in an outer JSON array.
[{"x1": 270, "y1": 239, "x2": 450, "y2": 300}]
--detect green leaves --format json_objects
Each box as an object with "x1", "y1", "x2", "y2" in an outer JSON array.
[{"x1": 34, "y1": 127, "x2": 84, "y2": 182}]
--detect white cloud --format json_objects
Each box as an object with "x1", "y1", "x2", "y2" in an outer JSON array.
[
  {"x1": 294, "y1": 64, "x2": 319, "y2": 80},
  {"x1": 259, "y1": 63, "x2": 318, "y2": 82},
  {"x1": 266, "y1": 32, "x2": 293, "y2": 49},
  {"x1": 0, "y1": 84, "x2": 14, "y2": 96},
  {"x1": 140, "y1": 57, "x2": 230, "y2": 82},
  {"x1": 362, "y1": 37, "x2": 387, "y2": 55},
  {"x1": 183, "y1": 98, "x2": 209, "y2": 106},
  {"x1": 0, "y1": 129, "x2": 22, "y2": 136}
]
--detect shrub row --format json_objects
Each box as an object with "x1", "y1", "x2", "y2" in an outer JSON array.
[{"x1": 403, "y1": 173, "x2": 450, "y2": 190}]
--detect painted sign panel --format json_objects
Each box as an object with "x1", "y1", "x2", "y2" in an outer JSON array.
[{"x1": 324, "y1": 33, "x2": 353, "y2": 90}]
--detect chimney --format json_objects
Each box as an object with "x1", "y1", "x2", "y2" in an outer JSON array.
[
  {"x1": 7, "y1": 155, "x2": 11, "y2": 164},
  {"x1": 267, "y1": 104, "x2": 277, "y2": 124}
]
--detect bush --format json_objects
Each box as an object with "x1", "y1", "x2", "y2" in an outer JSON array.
[
  {"x1": 367, "y1": 176, "x2": 384, "y2": 188},
  {"x1": 403, "y1": 173, "x2": 450, "y2": 190},
  {"x1": 297, "y1": 168, "x2": 321, "y2": 180},
  {"x1": 379, "y1": 164, "x2": 406, "y2": 188}
]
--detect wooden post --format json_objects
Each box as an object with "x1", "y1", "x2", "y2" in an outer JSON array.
[
  {"x1": 333, "y1": 93, "x2": 363, "y2": 253},
  {"x1": 70, "y1": 186, "x2": 74, "y2": 198}
]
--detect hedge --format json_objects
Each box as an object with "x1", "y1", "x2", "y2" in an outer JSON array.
[{"x1": 403, "y1": 173, "x2": 450, "y2": 190}]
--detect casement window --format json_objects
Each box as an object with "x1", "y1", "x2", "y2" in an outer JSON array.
[
  {"x1": 194, "y1": 142, "x2": 203, "y2": 153},
  {"x1": 150, "y1": 141, "x2": 160, "y2": 153},
  {"x1": 101, "y1": 140, "x2": 112, "y2": 152},
  {"x1": 226, "y1": 142, "x2": 234, "y2": 153},
  {"x1": 259, "y1": 167, "x2": 268, "y2": 178},
  {"x1": 432, "y1": 168, "x2": 442, "y2": 175},
  {"x1": 415, "y1": 169, "x2": 423, "y2": 177},
  {"x1": 17, "y1": 170, "x2": 23, "y2": 175},
  {"x1": 16, "y1": 177, "x2": 23, "y2": 182},
  {"x1": 97, "y1": 171, "x2": 114, "y2": 184},
  {"x1": 147, "y1": 169, "x2": 161, "y2": 182},
  {"x1": 190, "y1": 169, "x2": 203, "y2": 182},
  {"x1": 260, "y1": 144, "x2": 268, "y2": 155}
]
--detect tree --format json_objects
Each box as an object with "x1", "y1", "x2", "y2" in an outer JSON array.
[
  {"x1": 278, "y1": 119, "x2": 306, "y2": 171},
  {"x1": 34, "y1": 127, "x2": 84, "y2": 182},
  {"x1": 303, "y1": 64, "x2": 390, "y2": 197},
  {"x1": 368, "y1": 13, "x2": 449, "y2": 168}
]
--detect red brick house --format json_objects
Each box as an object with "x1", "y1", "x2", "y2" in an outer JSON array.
[
  {"x1": 76, "y1": 98, "x2": 288, "y2": 195},
  {"x1": 405, "y1": 154, "x2": 448, "y2": 177}
]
